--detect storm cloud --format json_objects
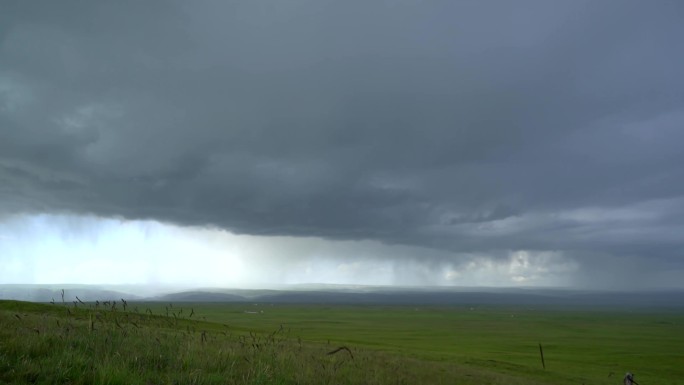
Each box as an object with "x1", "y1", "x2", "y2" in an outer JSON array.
[{"x1": 2, "y1": 1, "x2": 684, "y2": 287}]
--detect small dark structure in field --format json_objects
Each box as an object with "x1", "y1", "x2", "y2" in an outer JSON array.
[{"x1": 624, "y1": 372, "x2": 639, "y2": 385}]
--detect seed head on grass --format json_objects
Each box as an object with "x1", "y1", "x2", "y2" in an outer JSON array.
[{"x1": 327, "y1": 346, "x2": 354, "y2": 360}]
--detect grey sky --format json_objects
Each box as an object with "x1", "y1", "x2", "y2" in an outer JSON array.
[{"x1": 1, "y1": 1, "x2": 684, "y2": 288}]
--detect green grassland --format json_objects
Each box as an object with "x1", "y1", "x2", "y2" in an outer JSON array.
[{"x1": 1, "y1": 300, "x2": 683, "y2": 385}]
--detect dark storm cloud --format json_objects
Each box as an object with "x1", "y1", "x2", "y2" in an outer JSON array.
[{"x1": 2, "y1": 1, "x2": 684, "y2": 274}]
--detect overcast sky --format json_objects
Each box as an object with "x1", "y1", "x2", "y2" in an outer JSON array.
[{"x1": 1, "y1": 1, "x2": 683, "y2": 290}]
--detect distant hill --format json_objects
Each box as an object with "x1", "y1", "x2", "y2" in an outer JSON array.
[
  {"x1": 151, "y1": 291, "x2": 247, "y2": 302},
  {"x1": 146, "y1": 287, "x2": 684, "y2": 308},
  {"x1": 0, "y1": 284, "x2": 143, "y2": 303},
  {"x1": 3, "y1": 284, "x2": 683, "y2": 308},
  {"x1": 251, "y1": 289, "x2": 684, "y2": 308}
]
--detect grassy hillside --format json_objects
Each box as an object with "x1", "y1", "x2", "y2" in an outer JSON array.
[
  {"x1": 147, "y1": 303, "x2": 684, "y2": 384},
  {"x1": 1, "y1": 300, "x2": 682, "y2": 384}
]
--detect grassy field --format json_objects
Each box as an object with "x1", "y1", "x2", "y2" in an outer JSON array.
[{"x1": 1, "y1": 299, "x2": 683, "y2": 384}]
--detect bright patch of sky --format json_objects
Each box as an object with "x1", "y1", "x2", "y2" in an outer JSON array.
[{"x1": 0, "y1": 214, "x2": 577, "y2": 288}]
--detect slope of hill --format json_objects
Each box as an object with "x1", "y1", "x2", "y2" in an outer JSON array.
[{"x1": 3, "y1": 284, "x2": 684, "y2": 308}]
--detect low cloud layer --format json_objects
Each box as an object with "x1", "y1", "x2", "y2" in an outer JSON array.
[
  {"x1": 2, "y1": 1, "x2": 684, "y2": 288},
  {"x1": 0, "y1": 214, "x2": 581, "y2": 287}
]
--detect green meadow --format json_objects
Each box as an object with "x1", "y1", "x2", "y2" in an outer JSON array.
[{"x1": 1, "y1": 300, "x2": 683, "y2": 384}]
